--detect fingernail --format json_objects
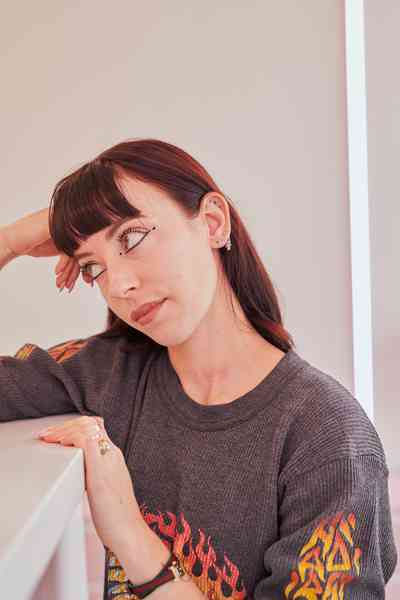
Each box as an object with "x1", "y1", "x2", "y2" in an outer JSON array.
[{"x1": 38, "y1": 427, "x2": 52, "y2": 436}]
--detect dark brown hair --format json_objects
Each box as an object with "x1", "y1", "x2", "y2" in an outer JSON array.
[{"x1": 49, "y1": 138, "x2": 295, "y2": 353}]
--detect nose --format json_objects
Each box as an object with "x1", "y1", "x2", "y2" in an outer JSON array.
[{"x1": 106, "y1": 256, "x2": 139, "y2": 299}]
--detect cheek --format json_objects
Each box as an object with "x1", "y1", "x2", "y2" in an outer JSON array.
[{"x1": 171, "y1": 243, "x2": 218, "y2": 310}]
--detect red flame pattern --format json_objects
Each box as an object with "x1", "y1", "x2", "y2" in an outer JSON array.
[{"x1": 107, "y1": 502, "x2": 249, "y2": 600}]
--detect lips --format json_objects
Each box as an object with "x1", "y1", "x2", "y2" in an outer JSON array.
[{"x1": 131, "y1": 299, "x2": 165, "y2": 322}]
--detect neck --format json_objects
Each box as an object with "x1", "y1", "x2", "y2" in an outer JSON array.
[{"x1": 167, "y1": 288, "x2": 284, "y2": 406}]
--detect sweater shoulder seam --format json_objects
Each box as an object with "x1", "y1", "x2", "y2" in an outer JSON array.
[{"x1": 279, "y1": 452, "x2": 389, "y2": 487}]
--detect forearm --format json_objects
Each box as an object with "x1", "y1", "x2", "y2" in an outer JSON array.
[
  {"x1": 0, "y1": 229, "x2": 16, "y2": 270},
  {"x1": 115, "y1": 521, "x2": 207, "y2": 599}
]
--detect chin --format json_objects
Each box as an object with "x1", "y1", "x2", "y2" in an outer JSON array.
[
  {"x1": 149, "y1": 315, "x2": 200, "y2": 348},
  {"x1": 148, "y1": 329, "x2": 192, "y2": 348},
  {"x1": 138, "y1": 297, "x2": 207, "y2": 348}
]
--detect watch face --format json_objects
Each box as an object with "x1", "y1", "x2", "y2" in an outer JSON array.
[
  {"x1": 171, "y1": 560, "x2": 190, "y2": 581},
  {"x1": 170, "y1": 563, "x2": 181, "y2": 579}
]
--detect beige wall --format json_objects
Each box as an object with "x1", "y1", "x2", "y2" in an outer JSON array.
[
  {"x1": 1, "y1": 2, "x2": 397, "y2": 466},
  {"x1": 365, "y1": 0, "x2": 400, "y2": 469}
]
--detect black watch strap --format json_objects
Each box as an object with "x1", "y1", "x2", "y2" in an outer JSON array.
[{"x1": 127, "y1": 551, "x2": 188, "y2": 599}]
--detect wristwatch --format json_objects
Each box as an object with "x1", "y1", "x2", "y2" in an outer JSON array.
[{"x1": 127, "y1": 550, "x2": 188, "y2": 599}]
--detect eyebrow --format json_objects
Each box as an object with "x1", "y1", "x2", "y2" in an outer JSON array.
[{"x1": 74, "y1": 214, "x2": 147, "y2": 261}]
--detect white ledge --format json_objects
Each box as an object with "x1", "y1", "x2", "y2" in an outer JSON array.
[{"x1": 0, "y1": 413, "x2": 89, "y2": 599}]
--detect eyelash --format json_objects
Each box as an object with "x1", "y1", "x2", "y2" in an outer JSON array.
[
  {"x1": 116, "y1": 226, "x2": 147, "y2": 245},
  {"x1": 79, "y1": 226, "x2": 152, "y2": 282}
]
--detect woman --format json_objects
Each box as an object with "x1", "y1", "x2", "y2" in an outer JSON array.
[{"x1": 0, "y1": 138, "x2": 397, "y2": 599}]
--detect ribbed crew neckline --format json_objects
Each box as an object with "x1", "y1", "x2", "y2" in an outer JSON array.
[{"x1": 153, "y1": 346, "x2": 307, "y2": 430}]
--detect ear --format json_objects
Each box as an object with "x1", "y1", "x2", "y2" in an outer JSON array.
[{"x1": 199, "y1": 192, "x2": 231, "y2": 246}]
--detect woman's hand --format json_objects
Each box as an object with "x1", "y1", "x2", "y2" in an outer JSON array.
[
  {"x1": 1, "y1": 207, "x2": 81, "y2": 292},
  {"x1": 37, "y1": 416, "x2": 145, "y2": 554},
  {"x1": 53, "y1": 253, "x2": 81, "y2": 293}
]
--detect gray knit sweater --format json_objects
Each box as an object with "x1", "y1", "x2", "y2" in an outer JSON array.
[{"x1": 0, "y1": 334, "x2": 398, "y2": 599}]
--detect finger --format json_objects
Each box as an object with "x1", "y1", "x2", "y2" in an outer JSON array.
[
  {"x1": 55, "y1": 254, "x2": 70, "y2": 274},
  {"x1": 38, "y1": 416, "x2": 108, "y2": 444},
  {"x1": 45, "y1": 416, "x2": 91, "y2": 431},
  {"x1": 59, "y1": 426, "x2": 101, "y2": 445},
  {"x1": 64, "y1": 261, "x2": 81, "y2": 292},
  {"x1": 39, "y1": 421, "x2": 100, "y2": 441},
  {"x1": 58, "y1": 415, "x2": 101, "y2": 430},
  {"x1": 56, "y1": 259, "x2": 77, "y2": 289},
  {"x1": 56, "y1": 257, "x2": 75, "y2": 280},
  {"x1": 57, "y1": 259, "x2": 80, "y2": 290}
]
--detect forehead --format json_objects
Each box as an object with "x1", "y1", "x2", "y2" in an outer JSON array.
[{"x1": 115, "y1": 174, "x2": 181, "y2": 223}]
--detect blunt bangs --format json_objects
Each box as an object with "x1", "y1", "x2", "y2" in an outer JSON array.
[
  {"x1": 49, "y1": 161, "x2": 142, "y2": 257},
  {"x1": 45, "y1": 137, "x2": 294, "y2": 353}
]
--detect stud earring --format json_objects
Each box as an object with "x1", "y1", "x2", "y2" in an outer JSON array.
[{"x1": 211, "y1": 199, "x2": 232, "y2": 251}]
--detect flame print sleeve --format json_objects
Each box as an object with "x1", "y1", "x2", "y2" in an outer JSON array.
[
  {"x1": 0, "y1": 337, "x2": 93, "y2": 421},
  {"x1": 253, "y1": 455, "x2": 398, "y2": 600}
]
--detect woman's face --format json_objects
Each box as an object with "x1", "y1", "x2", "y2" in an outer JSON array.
[{"x1": 73, "y1": 174, "x2": 229, "y2": 347}]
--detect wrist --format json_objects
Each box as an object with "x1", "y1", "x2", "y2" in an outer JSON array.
[
  {"x1": 116, "y1": 519, "x2": 172, "y2": 586},
  {"x1": 0, "y1": 229, "x2": 17, "y2": 270}
]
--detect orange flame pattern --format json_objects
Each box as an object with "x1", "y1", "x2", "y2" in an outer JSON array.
[
  {"x1": 107, "y1": 503, "x2": 249, "y2": 600},
  {"x1": 283, "y1": 511, "x2": 362, "y2": 600},
  {"x1": 10, "y1": 338, "x2": 88, "y2": 362},
  {"x1": 46, "y1": 338, "x2": 88, "y2": 362},
  {"x1": 10, "y1": 340, "x2": 363, "y2": 600}
]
